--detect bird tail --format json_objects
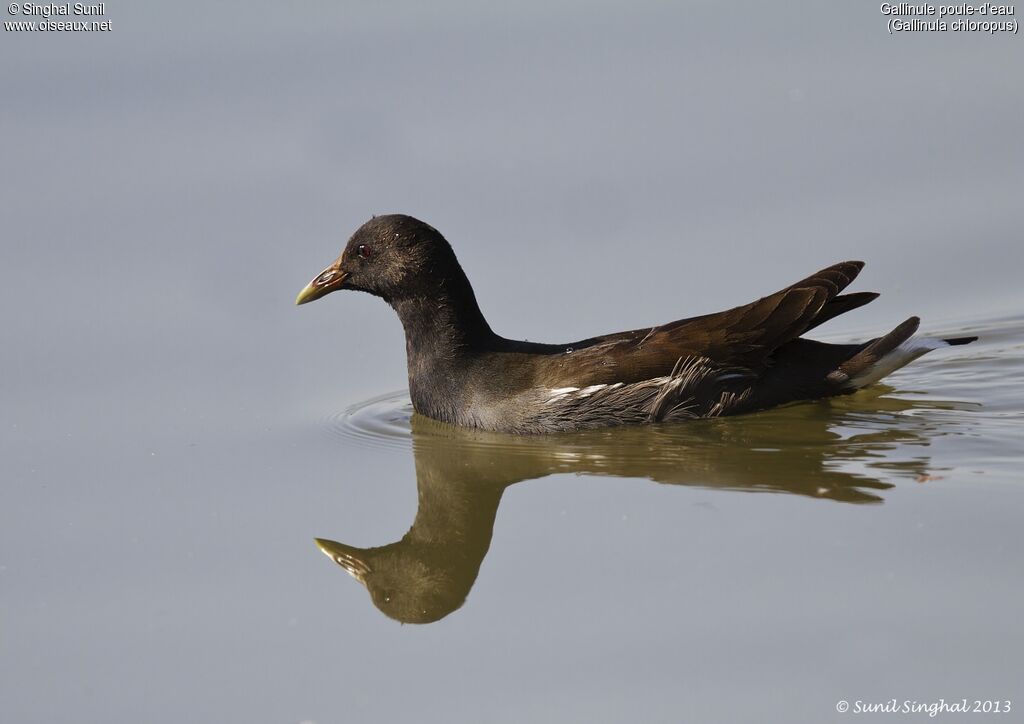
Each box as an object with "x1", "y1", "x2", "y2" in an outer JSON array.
[{"x1": 826, "y1": 317, "x2": 977, "y2": 390}]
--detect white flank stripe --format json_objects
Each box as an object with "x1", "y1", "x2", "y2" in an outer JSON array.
[{"x1": 549, "y1": 387, "x2": 579, "y2": 396}]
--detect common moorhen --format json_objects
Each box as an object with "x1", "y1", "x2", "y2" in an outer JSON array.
[{"x1": 296, "y1": 215, "x2": 975, "y2": 433}]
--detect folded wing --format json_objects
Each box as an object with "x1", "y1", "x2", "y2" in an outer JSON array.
[{"x1": 540, "y1": 261, "x2": 875, "y2": 388}]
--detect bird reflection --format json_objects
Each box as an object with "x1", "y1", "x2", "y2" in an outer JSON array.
[{"x1": 316, "y1": 386, "x2": 974, "y2": 624}]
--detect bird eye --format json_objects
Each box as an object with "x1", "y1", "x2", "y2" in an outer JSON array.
[{"x1": 357, "y1": 244, "x2": 372, "y2": 259}]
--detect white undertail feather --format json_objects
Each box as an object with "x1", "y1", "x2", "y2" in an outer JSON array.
[{"x1": 847, "y1": 336, "x2": 949, "y2": 389}]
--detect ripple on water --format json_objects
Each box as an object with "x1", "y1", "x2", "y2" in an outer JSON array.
[{"x1": 323, "y1": 390, "x2": 414, "y2": 451}]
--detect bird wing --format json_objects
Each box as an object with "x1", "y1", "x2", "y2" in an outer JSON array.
[{"x1": 537, "y1": 261, "x2": 870, "y2": 388}]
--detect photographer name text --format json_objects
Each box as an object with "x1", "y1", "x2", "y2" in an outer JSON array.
[{"x1": 9, "y1": 3, "x2": 105, "y2": 17}]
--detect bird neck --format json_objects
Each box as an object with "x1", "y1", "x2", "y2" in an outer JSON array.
[
  {"x1": 391, "y1": 277, "x2": 495, "y2": 423},
  {"x1": 390, "y1": 276, "x2": 496, "y2": 358}
]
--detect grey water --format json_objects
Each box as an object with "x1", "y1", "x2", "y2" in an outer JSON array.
[{"x1": 2, "y1": 3, "x2": 1022, "y2": 723}]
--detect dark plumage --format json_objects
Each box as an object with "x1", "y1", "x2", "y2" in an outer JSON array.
[{"x1": 296, "y1": 215, "x2": 976, "y2": 433}]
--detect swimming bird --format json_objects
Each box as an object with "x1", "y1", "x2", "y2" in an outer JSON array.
[{"x1": 296, "y1": 215, "x2": 975, "y2": 433}]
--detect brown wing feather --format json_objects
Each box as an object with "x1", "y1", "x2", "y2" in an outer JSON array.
[
  {"x1": 804, "y1": 291, "x2": 879, "y2": 332},
  {"x1": 538, "y1": 261, "x2": 866, "y2": 388}
]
